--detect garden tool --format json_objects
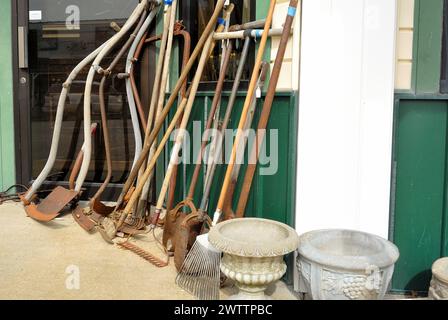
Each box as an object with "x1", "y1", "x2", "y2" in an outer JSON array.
[
  {"x1": 21, "y1": 1, "x2": 149, "y2": 222},
  {"x1": 93, "y1": 2, "x2": 175, "y2": 223},
  {"x1": 122, "y1": 1, "x2": 168, "y2": 222},
  {"x1": 213, "y1": 28, "x2": 284, "y2": 41},
  {"x1": 123, "y1": 7, "x2": 161, "y2": 171},
  {"x1": 228, "y1": 19, "x2": 266, "y2": 32},
  {"x1": 129, "y1": 22, "x2": 191, "y2": 132},
  {"x1": 162, "y1": 41, "x2": 233, "y2": 256},
  {"x1": 98, "y1": 4, "x2": 227, "y2": 242},
  {"x1": 146, "y1": 25, "x2": 233, "y2": 230},
  {"x1": 221, "y1": 61, "x2": 268, "y2": 220},
  {"x1": 24, "y1": 123, "x2": 97, "y2": 222},
  {"x1": 75, "y1": 0, "x2": 148, "y2": 201},
  {"x1": 136, "y1": 4, "x2": 232, "y2": 222},
  {"x1": 111, "y1": 0, "x2": 226, "y2": 213},
  {"x1": 98, "y1": 91, "x2": 190, "y2": 241},
  {"x1": 20, "y1": 41, "x2": 112, "y2": 214},
  {"x1": 173, "y1": 55, "x2": 266, "y2": 271},
  {"x1": 131, "y1": 23, "x2": 191, "y2": 219},
  {"x1": 135, "y1": 0, "x2": 179, "y2": 221},
  {"x1": 236, "y1": 0, "x2": 298, "y2": 218},
  {"x1": 164, "y1": 26, "x2": 191, "y2": 213},
  {"x1": 107, "y1": 33, "x2": 217, "y2": 261},
  {"x1": 175, "y1": 0, "x2": 276, "y2": 300},
  {"x1": 206, "y1": 4, "x2": 234, "y2": 178},
  {"x1": 112, "y1": 0, "x2": 178, "y2": 224},
  {"x1": 114, "y1": 31, "x2": 215, "y2": 240},
  {"x1": 72, "y1": 12, "x2": 150, "y2": 231}
]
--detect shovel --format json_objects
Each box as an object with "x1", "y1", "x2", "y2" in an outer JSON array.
[
  {"x1": 110, "y1": 31, "x2": 216, "y2": 241},
  {"x1": 111, "y1": 0, "x2": 227, "y2": 213},
  {"x1": 173, "y1": 55, "x2": 267, "y2": 271},
  {"x1": 135, "y1": 0, "x2": 180, "y2": 220},
  {"x1": 108, "y1": 32, "x2": 216, "y2": 255},
  {"x1": 221, "y1": 62, "x2": 269, "y2": 220},
  {"x1": 26, "y1": 123, "x2": 97, "y2": 222},
  {"x1": 162, "y1": 41, "x2": 233, "y2": 254},
  {"x1": 72, "y1": 10, "x2": 152, "y2": 231},
  {"x1": 22, "y1": 1, "x2": 149, "y2": 222},
  {"x1": 236, "y1": 0, "x2": 298, "y2": 218},
  {"x1": 125, "y1": 23, "x2": 192, "y2": 221}
]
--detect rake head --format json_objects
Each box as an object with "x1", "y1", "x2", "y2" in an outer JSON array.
[{"x1": 175, "y1": 233, "x2": 222, "y2": 300}]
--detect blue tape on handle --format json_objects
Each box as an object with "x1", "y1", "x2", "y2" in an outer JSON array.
[
  {"x1": 288, "y1": 7, "x2": 297, "y2": 17},
  {"x1": 164, "y1": 0, "x2": 173, "y2": 5},
  {"x1": 217, "y1": 17, "x2": 226, "y2": 26},
  {"x1": 255, "y1": 30, "x2": 263, "y2": 39}
]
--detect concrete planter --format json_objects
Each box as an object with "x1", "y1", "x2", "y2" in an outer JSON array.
[
  {"x1": 209, "y1": 218, "x2": 299, "y2": 300},
  {"x1": 429, "y1": 258, "x2": 448, "y2": 300},
  {"x1": 296, "y1": 229, "x2": 399, "y2": 300}
]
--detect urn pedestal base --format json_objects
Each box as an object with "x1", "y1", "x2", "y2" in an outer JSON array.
[
  {"x1": 208, "y1": 218, "x2": 299, "y2": 300},
  {"x1": 429, "y1": 258, "x2": 448, "y2": 300},
  {"x1": 221, "y1": 255, "x2": 286, "y2": 300}
]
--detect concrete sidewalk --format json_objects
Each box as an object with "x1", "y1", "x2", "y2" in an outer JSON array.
[{"x1": 0, "y1": 202, "x2": 297, "y2": 300}]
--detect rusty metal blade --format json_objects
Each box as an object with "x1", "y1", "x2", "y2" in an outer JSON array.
[
  {"x1": 25, "y1": 186, "x2": 78, "y2": 222},
  {"x1": 91, "y1": 198, "x2": 115, "y2": 216},
  {"x1": 173, "y1": 213, "x2": 210, "y2": 271},
  {"x1": 72, "y1": 206, "x2": 96, "y2": 232}
]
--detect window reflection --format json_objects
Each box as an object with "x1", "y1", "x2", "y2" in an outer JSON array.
[{"x1": 28, "y1": 0, "x2": 139, "y2": 183}]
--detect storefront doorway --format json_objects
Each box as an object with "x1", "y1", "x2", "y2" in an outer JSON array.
[{"x1": 13, "y1": 0, "x2": 153, "y2": 199}]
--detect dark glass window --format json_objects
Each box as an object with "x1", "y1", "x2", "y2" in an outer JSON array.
[
  {"x1": 28, "y1": 0, "x2": 140, "y2": 183},
  {"x1": 180, "y1": 0, "x2": 256, "y2": 90}
]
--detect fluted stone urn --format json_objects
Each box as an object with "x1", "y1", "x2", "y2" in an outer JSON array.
[
  {"x1": 429, "y1": 257, "x2": 448, "y2": 300},
  {"x1": 208, "y1": 218, "x2": 299, "y2": 300},
  {"x1": 297, "y1": 229, "x2": 399, "y2": 300}
]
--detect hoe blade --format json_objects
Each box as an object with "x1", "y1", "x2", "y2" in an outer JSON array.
[
  {"x1": 25, "y1": 186, "x2": 78, "y2": 222},
  {"x1": 72, "y1": 206, "x2": 98, "y2": 232},
  {"x1": 91, "y1": 199, "x2": 115, "y2": 216}
]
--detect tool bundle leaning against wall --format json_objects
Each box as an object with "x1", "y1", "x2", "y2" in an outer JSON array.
[{"x1": 0, "y1": 0, "x2": 298, "y2": 295}]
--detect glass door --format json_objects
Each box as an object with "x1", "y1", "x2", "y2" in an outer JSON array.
[{"x1": 15, "y1": 0, "x2": 146, "y2": 199}]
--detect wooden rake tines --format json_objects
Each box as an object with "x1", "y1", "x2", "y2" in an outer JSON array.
[{"x1": 117, "y1": 241, "x2": 168, "y2": 268}]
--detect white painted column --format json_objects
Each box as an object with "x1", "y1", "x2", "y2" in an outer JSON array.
[{"x1": 296, "y1": 0, "x2": 397, "y2": 239}]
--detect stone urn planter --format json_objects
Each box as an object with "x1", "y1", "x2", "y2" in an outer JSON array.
[
  {"x1": 296, "y1": 229, "x2": 399, "y2": 300},
  {"x1": 429, "y1": 257, "x2": 448, "y2": 300},
  {"x1": 208, "y1": 218, "x2": 299, "y2": 300}
]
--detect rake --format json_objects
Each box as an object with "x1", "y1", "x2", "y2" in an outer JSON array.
[{"x1": 175, "y1": 0, "x2": 277, "y2": 300}]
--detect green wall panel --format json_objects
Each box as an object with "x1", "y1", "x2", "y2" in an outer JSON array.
[
  {"x1": 166, "y1": 91, "x2": 298, "y2": 227},
  {"x1": 392, "y1": 98, "x2": 448, "y2": 292},
  {"x1": 0, "y1": 0, "x2": 16, "y2": 190},
  {"x1": 414, "y1": 0, "x2": 444, "y2": 94}
]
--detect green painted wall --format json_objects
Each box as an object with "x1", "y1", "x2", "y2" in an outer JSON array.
[
  {"x1": 413, "y1": 0, "x2": 444, "y2": 94},
  {"x1": 391, "y1": 0, "x2": 447, "y2": 293},
  {"x1": 392, "y1": 97, "x2": 448, "y2": 293},
  {"x1": 167, "y1": 92, "x2": 298, "y2": 228},
  {"x1": 0, "y1": 0, "x2": 16, "y2": 190}
]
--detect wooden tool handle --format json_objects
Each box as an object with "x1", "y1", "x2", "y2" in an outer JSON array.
[
  {"x1": 236, "y1": 0, "x2": 299, "y2": 218},
  {"x1": 116, "y1": 0, "x2": 226, "y2": 208},
  {"x1": 155, "y1": 33, "x2": 215, "y2": 210},
  {"x1": 187, "y1": 41, "x2": 233, "y2": 200},
  {"x1": 214, "y1": 0, "x2": 276, "y2": 213}
]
